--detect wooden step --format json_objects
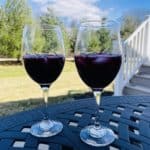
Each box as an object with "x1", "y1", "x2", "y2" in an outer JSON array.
[
  {"x1": 130, "y1": 73, "x2": 150, "y2": 88},
  {"x1": 139, "y1": 65, "x2": 150, "y2": 74},
  {"x1": 123, "y1": 83, "x2": 150, "y2": 95}
]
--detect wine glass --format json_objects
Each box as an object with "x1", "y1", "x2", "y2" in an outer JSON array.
[
  {"x1": 22, "y1": 24, "x2": 65, "y2": 137},
  {"x1": 75, "y1": 20, "x2": 122, "y2": 146}
]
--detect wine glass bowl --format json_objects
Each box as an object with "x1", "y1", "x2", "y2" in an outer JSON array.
[
  {"x1": 75, "y1": 54, "x2": 121, "y2": 90},
  {"x1": 22, "y1": 24, "x2": 65, "y2": 137},
  {"x1": 75, "y1": 20, "x2": 122, "y2": 146},
  {"x1": 23, "y1": 54, "x2": 65, "y2": 88}
]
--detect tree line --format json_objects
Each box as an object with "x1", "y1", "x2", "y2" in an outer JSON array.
[{"x1": 0, "y1": 0, "x2": 143, "y2": 59}]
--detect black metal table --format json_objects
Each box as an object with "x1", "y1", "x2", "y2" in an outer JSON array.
[{"x1": 0, "y1": 96, "x2": 150, "y2": 150}]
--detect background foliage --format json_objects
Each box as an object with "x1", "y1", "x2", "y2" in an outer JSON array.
[
  {"x1": 0, "y1": 0, "x2": 145, "y2": 58},
  {"x1": 0, "y1": 0, "x2": 31, "y2": 58}
]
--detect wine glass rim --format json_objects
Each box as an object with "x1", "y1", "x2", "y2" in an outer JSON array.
[{"x1": 80, "y1": 19, "x2": 120, "y2": 28}]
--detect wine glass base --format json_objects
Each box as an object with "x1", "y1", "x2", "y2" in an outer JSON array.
[
  {"x1": 30, "y1": 120, "x2": 63, "y2": 138},
  {"x1": 80, "y1": 125, "x2": 115, "y2": 147}
]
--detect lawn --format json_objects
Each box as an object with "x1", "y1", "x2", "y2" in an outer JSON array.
[{"x1": 0, "y1": 61, "x2": 113, "y2": 116}]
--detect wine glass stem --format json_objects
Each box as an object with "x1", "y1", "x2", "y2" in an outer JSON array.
[
  {"x1": 93, "y1": 90, "x2": 102, "y2": 128},
  {"x1": 42, "y1": 87, "x2": 49, "y2": 120}
]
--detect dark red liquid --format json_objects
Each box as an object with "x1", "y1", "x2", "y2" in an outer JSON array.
[
  {"x1": 23, "y1": 54, "x2": 65, "y2": 87},
  {"x1": 75, "y1": 53, "x2": 121, "y2": 90}
]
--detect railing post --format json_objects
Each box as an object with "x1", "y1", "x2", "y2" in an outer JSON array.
[
  {"x1": 114, "y1": 64, "x2": 124, "y2": 96},
  {"x1": 146, "y1": 17, "x2": 150, "y2": 63},
  {"x1": 114, "y1": 40, "x2": 124, "y2": 96}
]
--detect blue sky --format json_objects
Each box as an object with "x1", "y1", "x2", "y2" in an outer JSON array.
[
  {"x1": 100, "y1": 0, "x2": 150, "y2": 10},
  {"x1": 29, "y1": 0, "x2": 150, "y2": 20},
  {"x1": 1, "y1": 0, "x2": 150, "y2": 21}
]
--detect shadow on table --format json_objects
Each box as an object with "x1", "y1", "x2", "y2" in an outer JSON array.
[
  {"x1": 0, "y1": 90, "x2": 113, "y2": 117},
  {"x1": 68, "y1": 90, "x2": 113, "y2": 99}
]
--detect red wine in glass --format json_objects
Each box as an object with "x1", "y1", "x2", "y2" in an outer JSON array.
[
  {"x1": 75, "y1": 53, "x2": 121, "y2": 90},
  {"x1": 23, "y1": 54, "x2": 65, "y2": 88}
]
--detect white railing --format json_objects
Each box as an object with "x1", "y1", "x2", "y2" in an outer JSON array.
[{"x1": 114, "y1": 16, "x2": 150, "y2": 95}]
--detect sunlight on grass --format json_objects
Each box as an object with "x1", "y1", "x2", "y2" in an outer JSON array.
[
  {"x1": 0, "y1": 62, "x2": 75, "y2": 78},
  {"x1": 0, "y1": 61, "x2": 113, "y2": 103},
  {"x1": 0, "y1": 61, "x2": 90, "y2": 102},
  {"x1": 0, "y1": 65, "x2": 24, "y2": 78}
]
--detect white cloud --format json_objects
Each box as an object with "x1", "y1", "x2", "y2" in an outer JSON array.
[{"x1": 32, "y1": 0, "x2": 109, "y2": 21}]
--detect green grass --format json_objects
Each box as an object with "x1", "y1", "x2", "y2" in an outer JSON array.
[
  {"x1": 0, "y1": 61, "x2": 90, "y2": 102},
  {"x1": 0, "y1": 61, "x2": 75, "y2": 78},
  {"x1": 0, "y1": 61, "x2": 113, "y2": 116},
  {"x1": 0, "y1": 65, "x2": 24, "y2": 78}
]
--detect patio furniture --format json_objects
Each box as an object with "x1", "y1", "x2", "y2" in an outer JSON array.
[{"x1": 0, "y1": 96, "x2": 150, "y2": 150}]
